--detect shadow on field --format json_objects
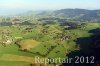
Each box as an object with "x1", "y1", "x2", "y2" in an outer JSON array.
[{"x1": 62, "y1": 28, "x2": 100, "y2": 66}]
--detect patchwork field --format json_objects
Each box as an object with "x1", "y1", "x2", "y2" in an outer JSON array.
[{"x1": 0, "y1": 17, "x2": 100, "y2": 66}]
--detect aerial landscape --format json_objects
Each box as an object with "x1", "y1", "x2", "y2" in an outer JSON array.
[{"x1": 0, "y1": 0, "x2": 100, "y2": 66}]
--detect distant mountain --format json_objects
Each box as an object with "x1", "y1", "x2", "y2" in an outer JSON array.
[
  {"x1": 54, "y1": 9, "x2": 100, "y2": 21},
  {"x1": 54, "y1": 9, "x2": 89, "y2": 17},
  {"x1": 37, "y1": 9, "x2": 100, "y2": 22},
  {"x1": 17, "y1": 9, "x2": 100, "y2": 22}
]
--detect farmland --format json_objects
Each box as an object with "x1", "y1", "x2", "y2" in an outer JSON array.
[{"x1": 0, "y1": 16, "x2": 100, "y2": 66}]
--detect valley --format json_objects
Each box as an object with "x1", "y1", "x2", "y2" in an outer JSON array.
[{"x1": 0, "y1": 9, "x2": 100, "y2": 66}]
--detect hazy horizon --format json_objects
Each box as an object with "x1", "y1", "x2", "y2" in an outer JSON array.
[{"x1": 0, "y1": 0, "x2": 100, "y2": 16}]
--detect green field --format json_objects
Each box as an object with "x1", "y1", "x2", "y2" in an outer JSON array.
[{"x1": 0, "y1": 17, "x2": 100, "y2": 66}]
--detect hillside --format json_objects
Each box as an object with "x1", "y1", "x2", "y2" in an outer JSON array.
[
  {"x1": 37, "y1": 9, "x2": 100, "y2": 22},
  {"x1": 14, "y1": 9, "x2": 100, "y2": 22}
]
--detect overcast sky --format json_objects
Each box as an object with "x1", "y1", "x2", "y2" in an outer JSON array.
[{"x1": 0, "y1": 0, "x2": 100, "y2": 16}]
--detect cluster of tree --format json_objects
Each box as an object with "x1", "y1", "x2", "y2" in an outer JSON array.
[
  {"x1": 0, "y1": 22, "x2": 12, "y2": 26},
  {"x1": 15, "y1": 21, "x2": 34, "y2": 25},
  {"x1": 0, "y1": 21, "x2": 34, "y2": 26},
  {"x1": 60, "y1": 22, "x2": 80, "y2": 30}
]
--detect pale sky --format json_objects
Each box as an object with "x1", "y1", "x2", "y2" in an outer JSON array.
[{"x1": 0, "y1": 0, "x2": 100, "y2": 16}]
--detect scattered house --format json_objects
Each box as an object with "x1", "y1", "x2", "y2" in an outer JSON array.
[
  {"x1": 3, "y1": 40, "x2": 12, "y2": 45},
  {"x1": 55, "y1": 64, "x2": 59, "y2": 66},
  {"x1": 1, "y1": 36, "x2": 13, "y2": 46},
  {"x1": 2, "y1": 38, "x2": 13, "y2": 45},
  {"x1": 0, "y1": 30, "x2": 11, "y2": 35}
]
